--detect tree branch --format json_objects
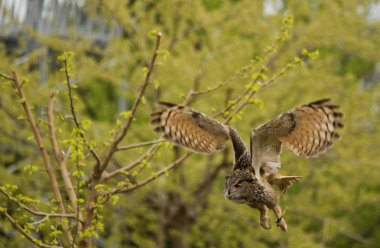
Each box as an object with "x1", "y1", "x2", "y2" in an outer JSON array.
[
  {"x1": 223, "y1": 56, "x2": 307, "y2": 124},
  {"x1": 190, "y1": 61, "x2": 254, "y2": 98},
  {"x1": 116, "y1": 138, "x2": 166, "y2": 151},
  {"x1": 79, "y1": 33, "x2": 163, "y2": 248},
  {"x1": 108, "y1": 152, "x2": 191, "y2": 195},
  {"x1": 8, "y1": 71, "x2": 73, "y2": 243},
  {"x1": 63, "y1": 60, "x2": 101, "y2": 167},
  {"x1": 102, "y1": 143, "x2": 161, "y2": 182},
  {"x1": 0, "y1": 208, "x2": 63, "y2": 248},
  {"x1": 0, "y1": 72, "x2": 14, "y2": 81},
  {"x1": 0, "y1": 187, "x2": 78, "y2": 221},
  {"x1": 47, "y1": 93, "x2": 84, "y2": 228}
]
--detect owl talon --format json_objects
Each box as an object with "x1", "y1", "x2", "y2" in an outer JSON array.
[
  {"x1": 260, "y1": 216, "x2": 271, "y2": 230},
  {"x1": 276, "y1": 216, "x2": 283, "y2": 225},
  {"x1": 276, "y1": 216, "x2": 288, "y2": 232}
]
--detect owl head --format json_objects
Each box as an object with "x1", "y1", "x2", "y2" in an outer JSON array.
[{"x1": 224, "y1": 169, "x2": 256, "y2": 204}]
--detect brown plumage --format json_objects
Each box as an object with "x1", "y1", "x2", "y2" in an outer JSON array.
[
  {"x1": 151, "y1": 99, "x2": 343, "y2": 232},
  {"x1": 250, "y1": 99, "x2": 343, "y2": 177},
  {"x1": 151, "y1": 101, "x2": 230, "y2": 153}
]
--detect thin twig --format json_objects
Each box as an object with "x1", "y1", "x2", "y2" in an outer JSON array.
[
  {"x1": 0, "y1": 188, "x2": 78, "y2": 220},
  {"x1": 48, "y1": 92, "x2": 82, "y2": 246},
  {"x1": 72, "y1": 131, "x2": 81, "y2": 248},
  {"x1": 0, "y1": 208, "x2": 63, "y2": 248},
  {"x1": 0, "y1": 72, "x2": 14, "y2": 81},
  {"x1": 215, "y1": 67, "x2": 265, "y2": 121},
  {"x1": 9, "y1": 71, "x2": 73, "y2": 243},
  {"x1": 63, "y1": 61, "x2": 101, "y2": 167},
  {"x1": 117, "y1": 138, "x2": 166, "y2": 151},
  {"x1": 223, "y1": 57, "x2": 307, "y2": 124},
  {"x1": 109, "y1": 152, "x2": 191, "y2": 195},
  {"x1": 128, "y1": 145, "x2": 162, "y2": 181},
  {"x1": 190, "y1": 64, "x2": 253, "y2": 97},
  {"x1": 29, "y1": 216, "x2": 49, "y2": 226},
  {"x1": 48, "y1": 93, "x2": 82, "y2": 217},
  {"x1": 102, "y1": 143, "x2": 161, "y2": 182}
]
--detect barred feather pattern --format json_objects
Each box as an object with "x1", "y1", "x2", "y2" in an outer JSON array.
[
  {"x1": 279, "y1": 98, "x2": 344, "y2": 157},
  {"x1": 151, "y1": 102, "x2": 230, "y2": 154}
]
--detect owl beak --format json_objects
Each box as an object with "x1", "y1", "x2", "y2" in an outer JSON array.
[{"x1": 224, "y1": 189, "x2": 231, "y2": 199}]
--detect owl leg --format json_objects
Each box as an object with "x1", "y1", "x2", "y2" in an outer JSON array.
[
  {"x1": 254, "y1": 168, "x2": 262, "y2": 183},
  {"x1": 258, "y1": 204, "x2": 271, "y2": 229},
  {"x1": 248, "y1": 204, "x2": 271, "y2": 229},
  {"x1": 273, "y1": 205, "x2": 287, "y2": 232}
]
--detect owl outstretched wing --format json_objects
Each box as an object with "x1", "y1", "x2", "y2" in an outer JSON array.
[
  {"x1": 250, "y1": 99, "x2": 343, "y2": 175},
  {"x1": 151, "y1": 102, "x2": 230, "y2": 153}
]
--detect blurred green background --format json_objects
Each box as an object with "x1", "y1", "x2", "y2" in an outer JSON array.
[{"x1": 0, "y1": 0, "x2": 379, "y2": 247}]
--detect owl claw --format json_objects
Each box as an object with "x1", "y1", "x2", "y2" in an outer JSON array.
[
  {"x1": 260, "y1": 216, "x2": 271, "y2": 230},
  {"x1": 276, "y1": 216, "x2": 288, "y2": 232}
]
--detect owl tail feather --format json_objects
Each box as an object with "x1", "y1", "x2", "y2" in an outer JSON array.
[{"x1": 268, "y1": 175, "x2": 301, "y2": 193}]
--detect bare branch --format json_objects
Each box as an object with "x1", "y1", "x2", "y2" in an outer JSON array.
[
  {"x1": 109, "y1": 152, "x2": 191, "y2": 195},
  {"x1": 9, "y1": 71, "x2": 73, "y2": 243},
  {"x1": 79, "y1": 33, "x2": 163, "y2": 248},
  {"x1": 223, "y1": 56, "x2": 307, "y2": 124},
  {"x1": 190, "y1": 64, "x2": 253, "y2": 97},
  {"x1": 47, "y1": 93, "x2": 84, "y2": 237},
  {"x1": 98, "y1": 32, "x2": 163, "y2": 177},
  {"x1": 63, "y1": 60, "x2": 101, "y2": 167},
  {"x1": 102, "y1": 143, "x2": 161, "y2": 182},
  {"x1": 0, "y1": 208, "x2": 63, "y2": 248},
  {"x1": 0, "y1": 187, "x2": 78, "y2": 221},
  {"x1": 117, "y1": 138, "x2": 166, "y2": 151},
  {"x1": 29, "y1": 216, "x2": 49, "y2": 226},
  {"x1": 0, "y1": 72, "x2": 14, "y2": 81},
  {"x1": 216, "y1": 67, "x2": 265, "y2": 122}
]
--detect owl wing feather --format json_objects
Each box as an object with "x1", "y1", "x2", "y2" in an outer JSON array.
[
  {"x1": 250, "y1": 99, "x2": 343, "y2": 174},
  {"x1": 151, "y1": 102, "x2": 230, "y2": 153}
]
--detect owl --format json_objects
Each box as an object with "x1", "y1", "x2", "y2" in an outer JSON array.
[{"x1": 151, "y1": 99, "x2": 343, "y2": 232}]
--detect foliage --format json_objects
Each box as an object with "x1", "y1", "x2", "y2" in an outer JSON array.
[{"x1": 0, "y1": 0, "x2": 380, "y2": 247}]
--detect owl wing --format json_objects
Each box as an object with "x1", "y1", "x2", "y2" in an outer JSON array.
[
  {"x1": 250, "y1": 99, "x2": 343, "y2": 174},
  {"x1": 151, "y1": 102, "x2": 230, "y2": 153}
]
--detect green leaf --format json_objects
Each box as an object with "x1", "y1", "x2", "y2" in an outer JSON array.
[
  {"x1": 23, "y1": 164, "x2": 38, "y2": 175},
  {"x1": 81, "y1": 119, "x2": 92, "y2": 130},
  {"x1": 119, "y1": 111, "x2": 132, "y2": 120},
  {"x1": 153, "y1": 80, "x2": 160, "y2": 89},
  {"x1": 142, "y1": 67, "x2": 149, "y2": 76},
  {"x1": 148, "y1": 30, "x2": 159, "y2": 37},
  {"x1": 110, "y1": 195, "x2": 120, "y2": 205}
]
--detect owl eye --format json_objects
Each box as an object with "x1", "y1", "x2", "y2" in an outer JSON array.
[{"x1": 234, "y1": 184, "x2": 241, "y2": 189}]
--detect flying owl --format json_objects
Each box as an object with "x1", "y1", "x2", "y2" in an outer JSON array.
[{"x1": 150, "y1": 99, "x2": 343, "y2": 232}]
